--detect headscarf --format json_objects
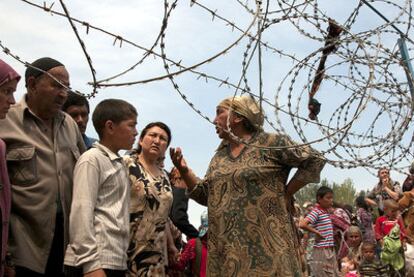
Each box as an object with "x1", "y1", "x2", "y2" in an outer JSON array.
[
  {"x1": 0, "y1": 59, "x2": 20, "y2": 87},
  {"x1": 199, "y1": 211, "x2": 208, "y2": 237},
  {"x1": 218, "y1": 95, "x2": 264, "y2": 131},
  {"x1": 25, "y1": 57, "x2": 64, "y2": 86}
]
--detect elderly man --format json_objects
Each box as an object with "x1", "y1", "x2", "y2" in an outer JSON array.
[
  {"x1": 62, "y1": 92, "x2": 97, "y2": 149},
  {"x1": 0, "y1": 57, "x2": 85, "y2": 276}
]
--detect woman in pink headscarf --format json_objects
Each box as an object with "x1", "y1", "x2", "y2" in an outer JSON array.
[{"x1": 0, "y1": 59, "x2": 20, "y2": 277}]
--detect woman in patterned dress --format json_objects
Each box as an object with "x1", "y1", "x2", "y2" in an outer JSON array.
[
  {"x1": 171, "y1": 95, "x2": 326, "y2": 277},
  {"x1": 125, "y1": 122, "x2": 177, "y2": 276}
]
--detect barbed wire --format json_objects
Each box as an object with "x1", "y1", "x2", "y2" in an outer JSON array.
[{"x1": 1, "y1": 0, "x2": 414, "y2": 176}]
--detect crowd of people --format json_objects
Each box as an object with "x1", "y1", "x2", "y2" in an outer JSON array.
[
  {"x1": 0, "y1": 55, "x2": 412, "y2": 277},
  {"x1": 296, "y1": 166, "x2": 414, "y2": 277}
]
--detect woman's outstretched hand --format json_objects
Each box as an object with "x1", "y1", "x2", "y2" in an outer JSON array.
[{"x1": 170, "y1": 147, "x2": 189, "y2": 174}]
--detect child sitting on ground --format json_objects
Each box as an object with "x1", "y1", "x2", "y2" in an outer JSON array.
[{"x1": 340, "y1": 256, "x2": 358, "y2": 276}]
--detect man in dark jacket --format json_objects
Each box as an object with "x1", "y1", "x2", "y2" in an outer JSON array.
[{"x1": 169, "y1": 167, "x2": 199, "y2": 239}]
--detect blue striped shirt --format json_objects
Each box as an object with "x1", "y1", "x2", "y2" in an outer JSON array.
[{"x1": 305, "y1": 204, "x2": 334, "y2": 248}]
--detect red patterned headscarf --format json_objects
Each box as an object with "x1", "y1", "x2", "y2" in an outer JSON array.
[{"x1": 0, "y1": 59, "x2": 20, "y2": 87}]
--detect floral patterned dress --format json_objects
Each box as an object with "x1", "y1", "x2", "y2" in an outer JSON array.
[
  {"x1": 125, "y1": 153, "x2": 173, "y2": 276},
  {"x1": 189, "y1": 132, "x2": 326, "y2": 277}
]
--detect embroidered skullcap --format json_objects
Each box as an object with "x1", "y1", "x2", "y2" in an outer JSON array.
[
  {"x1": 218, "y1": 95, "x2": 264, "y2": 131},
  {"x1": 25, "y1": 57, "x2": 64, "y2": 86},
  {"x1": 0, "y1": 59, "x2": 20, "y2": 87}
]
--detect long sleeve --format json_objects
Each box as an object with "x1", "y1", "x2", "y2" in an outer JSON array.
[
  {"x1": 67, "y1": 159, "x2": 102, "y2": 273},
  {"x1": 272, "y1": 135, "x2": 326, "y2": 185},
  {"x1": 188, "y1": 180, "x2": 209, "y2": 206},
  {"x1": 170, "y1": 187, "x2": 199, "y2": 238}
]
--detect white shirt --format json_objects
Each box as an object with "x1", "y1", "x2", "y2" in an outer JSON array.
[{"x1": 64, "y1": 142, "x2": 130, "y2": 273}]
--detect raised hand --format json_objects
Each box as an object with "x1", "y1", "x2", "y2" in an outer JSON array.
[{"x1": 170, "y1": 147, "x2": 189, "y2": 174}]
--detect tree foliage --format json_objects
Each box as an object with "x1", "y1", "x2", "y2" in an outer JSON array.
[{"x1": 294, "y1": 178, "x2": 358, "y2": 208}]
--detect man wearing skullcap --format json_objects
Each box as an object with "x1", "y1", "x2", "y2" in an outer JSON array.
[
  {"x1": 0, "y1": 59, "x2": 20, "y2": 277},
  {"x1": 171, "y1": 95, "x2": 326, "y2": 276},
  {"x1": 0, "y1": 57, "x2": 86, "y2": 276}
]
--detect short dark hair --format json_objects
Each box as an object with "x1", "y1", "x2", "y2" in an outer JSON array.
[
  {"x1": 361, "y1": 241, "x2": 376, "y2": 252},
  {"x1": 136, "y1": 122, "x2": 172, "y2": 154},
  {"x1": 316, "y1": 186, "x2": 333, "y2": 201},
  {"x1": 355, "y1": 195, "x2": 369, "y2": 210},
  {"x1": 62, "y1": 91, "x2": 90, "y2": 112},
  {"x1": 92, "y1": 99, "x2": 137, "y2": 139}
]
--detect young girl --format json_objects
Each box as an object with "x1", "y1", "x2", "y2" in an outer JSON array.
[{"x1": 341, "y1": 256, "x2": 358, "y2": 277}]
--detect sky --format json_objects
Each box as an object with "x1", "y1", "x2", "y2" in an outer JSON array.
[{"x1": 1, "y1": 0, "x2": 413, "y2": 227}]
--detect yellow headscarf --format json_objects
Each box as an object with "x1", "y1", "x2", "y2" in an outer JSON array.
[{"x1": 218, "y1": 95, "x2": 264, "y2": 131}]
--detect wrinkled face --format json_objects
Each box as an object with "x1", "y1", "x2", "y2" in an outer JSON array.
[
  {"x1": 0, "y1": 79, "x2": 18, "y2": 119},
  {"x1": 65, "y1": 105, "x2": 89, "y2": 134},
  {"x1": 347, "y1": 232, "x2": 362, "y2": 247},
  {"x1": 362, "y1": 247, "x2": 375, "y2": 262},
  {"x1": 139, "y1": 126, "x2": 169, "y2": 159},
  {"x1": 213, "y1": 106, "x2": 230, "y2": 139},
  {"x1": 213, "y1": 106, "x2": 240, "y2": 140},
  {"x1": 112, "y1": 117, "x2": 138, "y2": 151},
  {"x1": 318, "y1": 192, "x2": 334, "y2": 209},
  {"x1": 28, "y1": 66, "x2": 69, "y2": 119}
]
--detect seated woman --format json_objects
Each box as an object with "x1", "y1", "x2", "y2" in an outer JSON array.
[
  {"x1": 338, "y1": 226, "x2": 363, "y2": 265},
  {"x1": 125, "y1": 122, "x2": 178, "y2": 276}
]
